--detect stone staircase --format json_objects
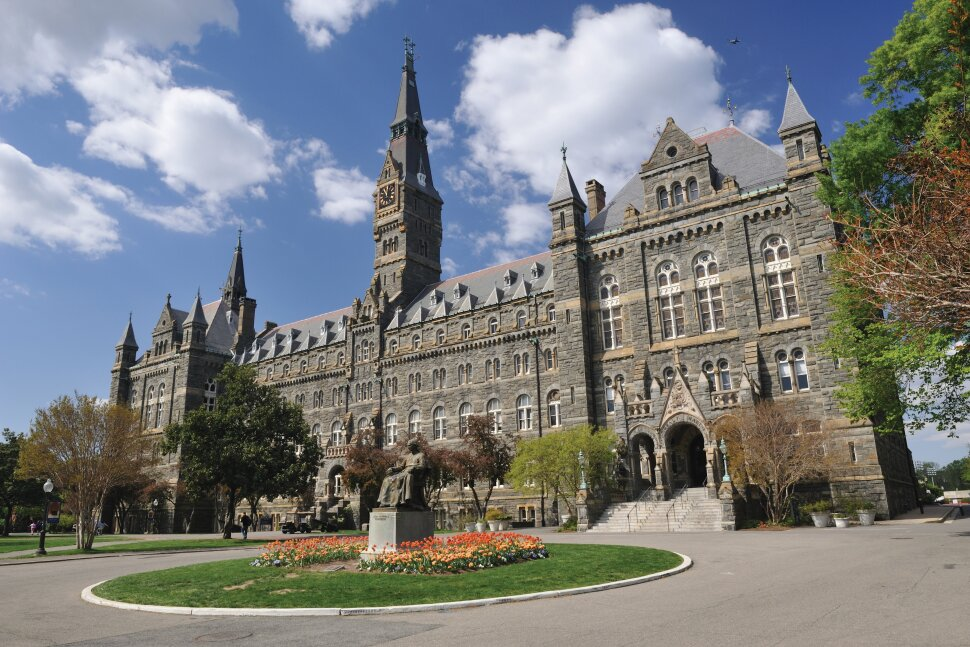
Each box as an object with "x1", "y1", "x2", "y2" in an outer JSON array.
[{"x1": 588, "y1": 487, "x2": 725, "y2": 533}]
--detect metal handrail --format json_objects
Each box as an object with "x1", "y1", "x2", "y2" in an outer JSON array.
[
  {"x1": 625, "y1": 488, "x2": 655, "y2": 532},
  {"x1": 665, "y1": 484, "x2": 691, "y2": 532}
]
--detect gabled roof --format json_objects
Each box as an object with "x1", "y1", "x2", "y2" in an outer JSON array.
[
  {"x1": 236, "y1": 306, "x2": 352, "y2": 365},
  {"x1": 778, "y1": 81, "x2": 815, "y2": 133},
  {"x1": 586, "y1": 125, "x2": 786, "y2": 235}
]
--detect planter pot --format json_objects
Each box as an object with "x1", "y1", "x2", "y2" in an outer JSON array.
[
  {"x1": 475, "y1": 521, "x2": 487, "y2": 532},
  {"x1": 833, "y1": 516, "x2": 851, "y2": 528},
  {"x1": 857, "y1": 511, "x2": 876, "y2": 526},
  {"x1": 810, "y1": 512, "x2": 831, "y2": 528},
  {"x1": 499, "y1": 520, "x2": 510, "y2": 530},
  {"x1": 464, "y1": 523, "x2": 477, "y2": 532},
  {"x1": 487, "y1": 520, "x2": 501, "y2": 531}
]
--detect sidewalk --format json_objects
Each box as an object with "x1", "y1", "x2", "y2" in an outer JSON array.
[{"x1": 878, "y1": 504, "x2": 962, "y2": 525}]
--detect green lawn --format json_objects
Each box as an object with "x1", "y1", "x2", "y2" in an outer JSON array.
[
  {"x1": 93, "y1": 544, "x2": 683, "y2": 608},
  {"x1": 23, "y1": 537, "x2": 266, "y2": 558},
  {"x1": 0, "y1": 535, "x2": 141, "y2": 554}
]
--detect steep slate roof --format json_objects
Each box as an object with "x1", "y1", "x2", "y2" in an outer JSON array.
[
  {"x1": 549, "y1": 158, "x2": 586, "y2": 205},
  {"x1": 586, "y1": 125, "x2": 786, "y2": 235},
  {"x1": 236, "y1": 306, "x2": 353, "y2": 365},
  {"x1": 778, "y1": 81, "x2": 815, "y2": 133},
  {"x1": 388, "y1": 251, "x2": 554, "y2": 329},
  {"x1": 117, "y1": 317, "x2": 138, "y2": 348}
]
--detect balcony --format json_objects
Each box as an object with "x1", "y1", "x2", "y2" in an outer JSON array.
[
  {"x1": 325, "y1": 445, "x2": 348, "y2": 459},
  {"x1": 626, "y1": 400, "x2": 654, "y2": 419},
  {"x1": 710, "y1": 390, "x2": 740, "y2": 409}
]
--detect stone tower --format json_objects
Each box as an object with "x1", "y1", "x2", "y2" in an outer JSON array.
[
  {"x1": 372, "y1": 38, "x2": 444, "y2": 312},
  {"x1": 222, "y1": 231, "x2": 256, "y2": 352},
  {"x1": 109, "y1": 315, "x2": 138, "y2": 405}
]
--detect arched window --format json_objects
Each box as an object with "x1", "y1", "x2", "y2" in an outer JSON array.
[
  {"x1": 694, "y1": 252, "x2": 724, "y2": 333},
  {"x1": 385, "y1": 414, "x2": 398, "y2": 446},
  {"x1": 300, "y1": 359, "x2": 308, "y2": 374},
  {"x1": 522, "y1": 353, "x2": 530, "y2": 374},
  {"x1": 463, "y1": 363, "x2": 472, "y2": 383},
  {"x1": 703, "y1": 361, "x2": 716, "y2": 391},
  {"x1": 687, "y1": 178, "x2": 699, "y2": 201},
  {"x1": 604, "y1": 377, "x2": 615, "y2": 414},
  {"x1": 485, "y1": 359, "x2": 493, "y2": 380},
  {"x1": 311, "y1": 423, "x2": 322, "y2": 447},
  {"x1": 516, "y1": 394, "x2": 532, "y2": 431},
  {"x1": 663, "y1": 367, "x2": 675, "y2": 390},
  {"x1": 266, "y1": 367, "x2": 273, "y2": 380},
  {"x1": 155, "y1": 383, "x2": 165, "y2": 427},
  {"x1": 389, "y1": 339, "x2": 398, "y2": 354},
  {"x1": 408, "y1": 374, "x2": 415, "y2": 393},
  {"x1": 776, "y1": 351, "x2": 793, "y2": 393},
  {"x1": 658, "y1": 186, "x2": 669, "y2": 209},
  {"x1": 547, "y1": 390, "x2": 561, "y2": 428},
  {"x1": 657, "y1": 262, "x2": 685, "y2": 339},
  {"x1": 203, "y1": 379, "x2": 217, "y2": 411},
  {"x1": 516, "y1": 310, "x2": 526, "y2": 329},
  {"x1": 462, "y1": 323, "x2": 471, "y2": 339},
  {"x1": 793, "y1": 349, "x2": 810, "y2": 390},
  {"x1": 459, "y1": 403, "x2": 472, "y2": 436},
  {"x1": 337, "y1": 352, "x2": 344, "y2": 365},
  {"x1": 358, "y1": 417, "x2": 370, "y2": 433},
  {"x1": 488, "y1": 318, "x2": 498, "y2": 334},
  {"x1": 282, "y1": 364, "x2": 290, "y2": 378},
  {"x1": 439, "y1": 368, "x2": 446, "y2": 389},
  {"x1": 330, "y1": 420, "x2": 343, "y2": 446},
  {"x1": 408, "y1": 410, "x2": 421, "y2": 435},
  {"x1": 718, "y1": 359, "x2": 732, "y2": 391},
  {"x1": 494, "y1": 358, "x2": 501, "y2": 378},
  {"x1": 412, "y1": 334, "x2": 422, "y2": 350},
  {"x1": 544, "y1": 347, "x2": 556, "y2": 370},
  {"x1": 599, "y1": 275, "x2": 623, "y2": 349},
  {"x1": 672, "y1": 182, "x2": 684, "y2": 205},
  {"x1": 486, "y1": 398, "x2": 502, "y2": 433},
  {"x1": 763, "y1": 236, "x2": 799, "y2": 320},
  {"x1": 318, "y1": 355, "x2": 325, "y2": 369},
  {"x1": 547, "y1": 303, "x2": 556, "y2": 322},
  {"x1": 436, "y1": 329, "x2": 445, "y2": 344},
  {"x1": 514, "y1": 354, "x2": 522, "y2": 375},
  {"x1": 433, "y1": 406, "x2": 447, "y2": 440},
  {"x1": 458, "y1": 364, "x2": 466, "y2": 385}
]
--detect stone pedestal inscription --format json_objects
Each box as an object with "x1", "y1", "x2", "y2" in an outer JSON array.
[{"x1": 360, "y1": 508, "x2": 435, "y2": 561}]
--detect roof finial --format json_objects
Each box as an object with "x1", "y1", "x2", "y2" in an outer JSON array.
[
  {"x1": 236, "y1": 226, "x2": 242, "y2": 250},
  {"x1": 561, "y1": 143, "x2": 567, "y2": 161},
  {"x1": 403, "y1": 35, "x2": 415, "y2": 66},
  {"x1": 165, "y1": 293, "x2": 171, "y2": 306},
  {"x1": 128, "y1": 311, "x2": 132, "y2": 323},
  {"x1": 726, "y1": 96, "x2": 735, "y2": 126},
  {"x1": 786, "y1": 65, "x2": 792, "y2": 84},
  {"x1": 197, "y1": 287, "x2": 201, "y2": 299}
]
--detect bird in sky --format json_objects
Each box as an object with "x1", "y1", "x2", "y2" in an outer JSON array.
[{"x1": 728, "y1": 37, "x2": 741, "y2": 45}]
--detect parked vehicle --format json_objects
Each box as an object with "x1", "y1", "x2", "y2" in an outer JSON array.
[{"x1": 280, "y1": 520, "x2": 311, "y2": 534}]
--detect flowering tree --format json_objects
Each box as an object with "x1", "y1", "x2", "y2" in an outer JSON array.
[{"x1": 451, "y1": 415, "x2": 513, "y2": 520}]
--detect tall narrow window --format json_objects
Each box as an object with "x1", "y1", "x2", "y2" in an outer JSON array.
[
  {"x1": 687, "y1": 178, "x2": 699, "y2": 201},
  {"x1": 547, "y1": 390, "x2": 561, "y2": 427},
  {"x1": 763, "y1": 236, "x2": 799, "y2": 320},
  {"x1": 703, "y1": 362, "x2": 716, "y2": 391},
  {"x1": 657, "y1": 262, "x2": 685, "y2": 339},
  {"x1": 516, "y1": 311, "x2": 526, "y2": 329},
  {"x1": 458, "y1": 364, "x2": 466, "y2": 385},
  {"x1": 331, "y1": 420, "x2": 343, "y2": 446},
  {"x1": 658, "y1": 187, "x2": 669, "y2": 209},
  {"x1": 796, "y1": 139, "x2": 805, "y2": 161},
  {"x1": 547, "y1": 303, "x2": 556, "y2": 322},
  {"x1": 672, "y1": 182, "x2": 684, "y2": 205},
  {"x1": 459, "y1": 403, "x2": 471, "y2": 436},
  {"x1": 494, "y1": 358, "x2": 501, "y2": 378},
  {"x1": 408, "y1": 410, "x2": 421, "y2": 436},
  {"x1": 433, "y1": 407, "x2": 447, "y2": 440},
  {"x1": 486, "y1": 398, "x2": 502, "y2": 433},
  {"x1": 412, "y1": 334, "x2": 422, "y2": 350},
  {"x1": 155, "y1": 383, "x2": 165, "y2": 427},
  {"x1": 488, "y1": 318, "x2": 498, "y2": 334},
  {"x1": 516, "y1": 394, "x2": 532, "y2": 431},
  {"x1": 514, "y1": 355, "x2": 522, "y2": 375},
  {"x1": 311, "y1": 423, "x2": 322, "y2": 447},
  {"x1": 694, "y1": 252, "x2": 725, "y2": 333},
  {"x1": 462, "y1": 323, "x2": 471, "y2": 339},
  {"x1": 849, "y1": 441, "x2": 858, "y2": 463},
  {"x1": 385, "y1": 413, "x2": 398, "y2": 446},
  {"x1": 599, "y1": 275, "x2": 623, "y2": 349},
  {"x1": 663, "y1": 367, "x2": 675, "y2": 390},
  {"x1": 204, "y1": 379, "x2": 217, "y2": 411},
  {"x1": 793, "y1": 349, "x2": 810, "y2": 390},
  {"x1": 604, "y1": 377, "x2": 615, "y2": 414},
  {"x1": 436, "y1": 329, "x2": 445, "y2": 344},
  {"x1": 777, "y1": 351, "x2": 793, "y2": 393},
  {"x1": 718, "y1": 359, "x2": 733, "y2": 391},
  {"x1": 485, "y1": 360, "x2": 493, "y2": 380},
  {"x1": 559, "y1": 211, "x2": 565, "y2": 230}
]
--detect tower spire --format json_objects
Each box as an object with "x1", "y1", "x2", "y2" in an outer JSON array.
[
  {"x1": 778, "y1": 68, "x2": 815, "y2": 133},
  {"x1": 388, "y1": 37, "x2": 439, "y2": 200},
  {"x1": 223, "y1": 232, "x2": 247, "y2": 308}
]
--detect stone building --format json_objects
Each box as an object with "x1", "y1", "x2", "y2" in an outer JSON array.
[{"x1": 109, "y1": 46, "x2": 917, "y2": 531}]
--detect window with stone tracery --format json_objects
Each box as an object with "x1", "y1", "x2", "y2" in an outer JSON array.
[
  {"x1": 694, "y1": 252, "x2": 725, "y2": 333},
  {"x1": 599, "y1": 275, "x2": 623, "y2": 349},
  {"x1": 657, "y1": 262, "x2": 685, "y2": 339},
  {"x1": 763, "y1": 236, "x2": 799, "y2": 320}
]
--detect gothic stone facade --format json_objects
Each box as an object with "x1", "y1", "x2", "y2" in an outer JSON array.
[{"x1": 109, "y1": 50, "x2": 917, "y2": 530}]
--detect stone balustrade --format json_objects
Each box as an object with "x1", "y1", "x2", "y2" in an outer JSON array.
[{"x1": 710, "y1": 390, "x2": 740, "y2": 408}]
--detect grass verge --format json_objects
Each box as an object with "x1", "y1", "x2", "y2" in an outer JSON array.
[
  {"x1": 21, "y1": 537, "x2": 266, "y2": 558},
  {"x1": 0, "y1": 535, "x2": 142, "y2": 554},
  {"x1": 93, "y1": 544, "x2": 682, "y2": 608}
]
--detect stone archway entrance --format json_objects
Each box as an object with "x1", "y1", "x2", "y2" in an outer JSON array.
[
  {"x1": 631, "y1": 433, "x2": 657, "y2": 489},
  {"x1": 667, "y1": 424, "x2": 707, "y2": 489}
]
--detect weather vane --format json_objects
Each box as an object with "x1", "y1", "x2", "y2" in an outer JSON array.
[
  {"x1": 725, "y1": 96, "x2": 735, "y2": 125},
  {"x1": 404, "y1": 36, "x2": 415, "y2": 61},
  {"x1": 786, "y1": 65, "x2": 792, "y2": 83},
  {"x1": 561, "y1": 143, "x2": 567, "y2": 161}
]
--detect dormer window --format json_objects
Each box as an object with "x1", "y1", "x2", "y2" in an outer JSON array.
[
  {"x1": 658, "y1": 187, "x2": 669, "y2": 210},
  {"x1": 429, "y1": 292, "x2": 438, "y2": 305},
  {"x1": 453, "y1": 284, "x2": 464, "y2": 300},
  {"x1": 503, "y1": 270, "x2": 517, "y2": 287},
  {"x1": 531, "y1": 263, "x2": 543, "y2": 279}
]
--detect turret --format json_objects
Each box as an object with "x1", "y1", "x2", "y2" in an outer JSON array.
[
  {"x1": 183, "y1": 291, "x2": 208, "y2": 350},
  {"x1": 548, "y1": 146, "x2": 587, "y2": 248},
  {"x1": 110, "y1": 314, "x2": 138, "y2": 405},
  {"x1": 778, "y1": 68, "x2": 825, "y2": 178}
]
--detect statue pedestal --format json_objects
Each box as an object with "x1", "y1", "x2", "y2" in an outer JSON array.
[{"x1": 360, "y1": 508, "x2": 435, "y2": 562}]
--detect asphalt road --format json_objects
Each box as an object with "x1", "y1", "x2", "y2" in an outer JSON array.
[{"x1": 1, "y1": 517, "x2": 967, "y2": 647}]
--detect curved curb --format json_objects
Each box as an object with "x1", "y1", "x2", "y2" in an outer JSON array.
[{"x1": 82, "y1": 552, "x2": 692, "y2": 616}]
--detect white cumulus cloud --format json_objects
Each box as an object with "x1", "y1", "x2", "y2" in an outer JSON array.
[
  {"x1": 287, "y1": 0, "x2": 393, "y2": 49},
  {"x1": 738, "y1": 108, "x2": 772, "y2": 136},
  {"x1": 0, "y1": 142, "x2": 122, "y2": 256},
  {"x1": 455, "y1": 3, "x2": 728, "y2": 202},
  {"x1": 425, "y1": 118, "x2": 454, "y2": 152},
  {"x1": 0, "y1": 0, "x2": 236, "y2": 104},
  {"x1": 313, "y1": 165, "x2": 374, "y2": 224}
]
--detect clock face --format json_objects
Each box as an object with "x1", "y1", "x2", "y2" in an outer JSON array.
[{"x1": 378, "y1": 184, "x2": 396, "y2": 208}]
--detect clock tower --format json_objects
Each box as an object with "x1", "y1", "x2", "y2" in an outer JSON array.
[{"x1": 372, "y1": 37, "x2": 443, "y2": 311}]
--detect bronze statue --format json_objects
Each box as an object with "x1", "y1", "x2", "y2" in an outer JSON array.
[{"x1": 377, "y1": 438, "x2": 429, "y2": 509}]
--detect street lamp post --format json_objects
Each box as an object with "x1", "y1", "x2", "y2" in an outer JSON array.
[
  {"x1": 151, "y1": 498, "x2": 159, "y2": 534},
  {"x1": 719, "y1": 438, "x2": 731, "y2": 482},
  {"x1": 579, "y1": 450, "x2": 588, "y2": 491},
  {"x1": 36, "y1": 478, "x2": 54, "y2": 556}
]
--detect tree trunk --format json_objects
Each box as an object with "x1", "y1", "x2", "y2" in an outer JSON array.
[
  {"x1": 222, "y1": 489, "x2": 236, "y2": 539},
  {"x1": 3, "y1": 503, "x2": 12, "y2": 536}
]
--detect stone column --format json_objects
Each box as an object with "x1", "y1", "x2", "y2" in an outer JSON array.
[
  {"x1": 705, "y1": 446, "x2": 717, "y2": 497},
  {"x1": 654, "y1": 452, "x2": 668, "y2": 500}
]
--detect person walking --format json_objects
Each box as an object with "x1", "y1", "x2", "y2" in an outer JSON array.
[{"x1": 240, "y1": 513, "x2": 251, "y2": 540}]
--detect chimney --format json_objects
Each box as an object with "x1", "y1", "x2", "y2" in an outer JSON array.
[{"x1": 585, "y1": 179, "x2": 605, "y2": 221}]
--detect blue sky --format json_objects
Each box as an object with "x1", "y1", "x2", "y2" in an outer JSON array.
[{"x1": 1, "y1": 0, "x2": 965, "y2": 465}]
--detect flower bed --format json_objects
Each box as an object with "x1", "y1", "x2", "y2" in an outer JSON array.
[
  {"x1": 359, "y1": 532, "x2": 548, "y2": 575},
  {"x1": 250, "y1": 536, "x2": 368, "y2": 568}
]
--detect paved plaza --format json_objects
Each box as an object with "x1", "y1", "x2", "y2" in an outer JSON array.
[{"x1": 1, "y1": 512, "x2": 967, "y2": 646}]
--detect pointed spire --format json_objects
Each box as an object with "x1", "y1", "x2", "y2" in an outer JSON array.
[
  {"x1": 223, "y1": 232, "x2": 247, "y2": 306},
  {"x1": 549, "y1": 146, "x2": 587, "y2": 206},
  {"x1": 387, "y1": 37, "x2": 439, "y2": 199},
  {"x1": 186, "y1": 290, "x2": 207, "y2": 326},
  {"x1": 117, "y1": 314, "x2": 138, "y2": 348},
  {"x1": 778, "y1": 70, "x2": 815, "y2": 133}
]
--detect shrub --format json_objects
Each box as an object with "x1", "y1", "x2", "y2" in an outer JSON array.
[
  {"x1": 801, "y1": 499, "x2": 833, "y2": 514},
  {"x1": 484, "y1": 508, "x2": 510, "y2": 521}
]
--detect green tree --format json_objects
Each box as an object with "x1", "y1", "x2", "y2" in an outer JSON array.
[
  {"x1": 819, "y1": 0, "x2": 970, "y2": 435},
  {"x1": 162, "y1": 363, "x2": 320, "y2": 539},
  {"x1": 507, "y1": 425, "x2": 616, "y2": 519},
  {"x1": 451, "y1": 415, "x2": 514, "y2": 520},
  {"x1": 0, "y1": 428, "x2": 44, "y2": 536},
  {"x1": 17, "y1": 395, "x2": 150, "y2": 549}
]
